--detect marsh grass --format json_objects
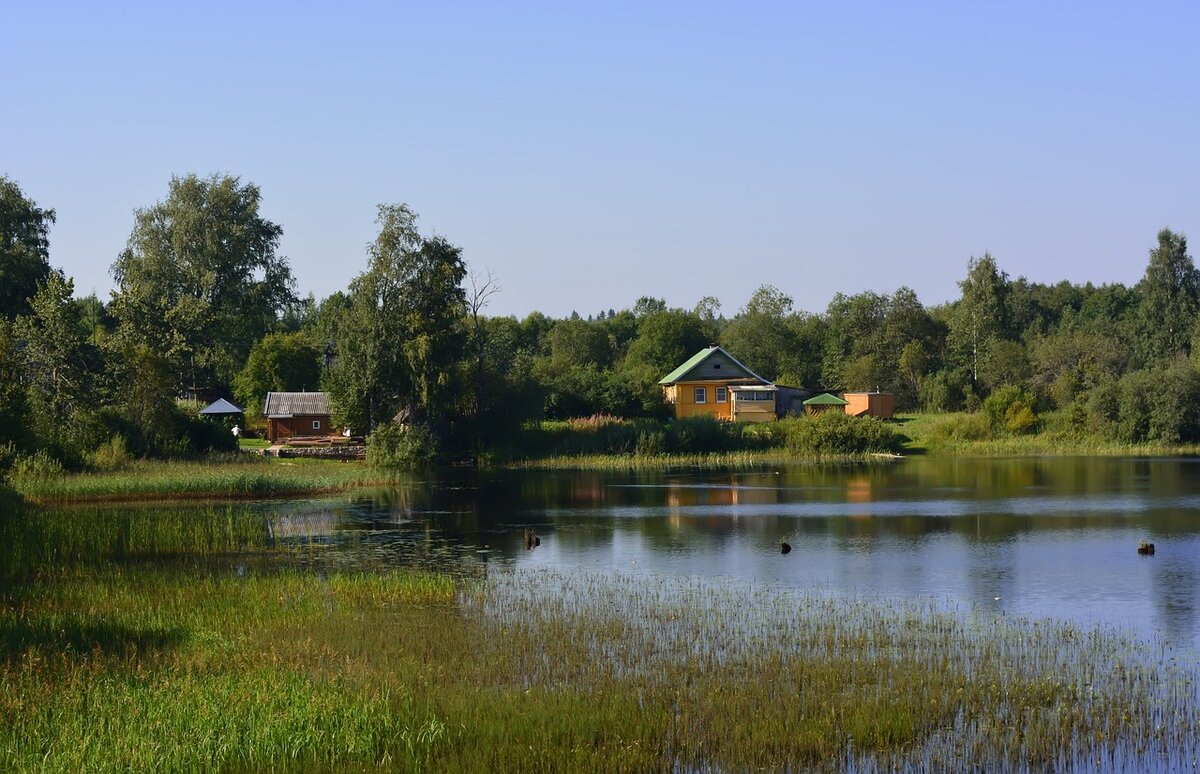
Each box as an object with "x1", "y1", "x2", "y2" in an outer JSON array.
[
  {"x1": 9, "y1": 458, "x2": 390, "y2": 504},
  {"x1": 2, "y1": 563, "x2": 1196, "y2": 772}
]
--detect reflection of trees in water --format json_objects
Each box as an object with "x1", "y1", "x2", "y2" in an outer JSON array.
[{"x1": 1149, "y1": 552, "x2": 1199, "y2": 645}]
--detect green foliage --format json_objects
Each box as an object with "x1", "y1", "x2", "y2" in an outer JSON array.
[
  {"x1": 109, "y1": 173, "x2": 295, "y2": 394},
  {"x1": 982, "y1": 386, "x2": 1038, "y2": 435},
  {"x1": 947, "y1": 253, "x2": 1012, "y2": 385},
  {"x1": 233, "y1": 332, "x2": 322, "y2": 417},
  {"x1": 0, "y1": 175, "x2": 55, "y2": 320},
  {"x1": 781, "y1": 412, "x2": 903, "y2": 455},
  {"x1": 325, "y1": 204, "x2": 467, "y2": 432},
  {"x1": 1110, "y1": 363, "x2": 1200, "y2": 444},
  {"x1": 921, "y1": 368, "x2": 974, "y2": 412},
  {"x1": 15, "y1": 270, "x2": 89, "y2": 457},
  {"x1": 920, "y1": 413, "x2": 994, "y2": 443},
  {"x1": 87, "y1": 435, "x2": 133, "y2": 471},
  {"x1": 1135, "y1": 228, "x2": 1198, "y2": 366},
  {"x1": 8, "y1": 450, "x2": 66, "y2": 482},
  {"x1": 366, "y1": 422, "x2": 439, "y2": 468}
]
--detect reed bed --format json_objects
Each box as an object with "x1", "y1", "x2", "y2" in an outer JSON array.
[
  {"x1": 2, "y1": 563, "x2": 1196, "y2": 772},
  {"x1": 9, "y1": 459, "x2": 390, "y2": 504}
]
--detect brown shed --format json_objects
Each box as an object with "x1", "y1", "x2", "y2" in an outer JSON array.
[
  {"x1": 264, "y1": 392, "x2": 333, "y2": 442},
  {"x1": 843, "y1": 391, "x2": 895, "y2": 419}
]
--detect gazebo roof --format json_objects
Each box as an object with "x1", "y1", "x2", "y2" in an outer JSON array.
[
  {"x1": 199, "y1": 398, "x2": 244, "y2": 415},
  {"x1": 802, "y1": 392, "x2": 849, "y2": 406}
]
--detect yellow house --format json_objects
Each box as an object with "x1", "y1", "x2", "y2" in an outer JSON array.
[{"x1": 658, "y1": 346, "x2": 778, "y2": 422}]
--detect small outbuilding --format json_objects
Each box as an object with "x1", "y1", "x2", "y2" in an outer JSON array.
[
  {"x1": 263, "y1": 391, "x2": 333, "y2": 442},
  {"x1": 802, "y1": 392, "x2": 849, "y2": 415},
  {"x1": 844, "y1": 391, "x2": 895, "y2": 419}
]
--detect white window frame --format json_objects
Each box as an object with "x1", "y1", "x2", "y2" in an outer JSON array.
[
  {"x1": 694, "y1": 386, "x2": 707, "y2": 404},
  {"x1": 312, "y1": 420, "x2": 322, "y2": 430},
  {"x1": 715, "y1": 387, "x2": 727, "y2": 403}
]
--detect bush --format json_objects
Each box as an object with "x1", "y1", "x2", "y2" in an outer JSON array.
[
  {"x1": 87, "y1": 435, "x2": 133, "y2": 471},
  {"x1": 9, "y1": 450, "x2": 65, "y2": 482},
  {"x1": 923, "y1": 413, "x2": 993, "y2": 443},
  {"x1": 1111, "y1": 364, "x2": 1200, "y2": 444},
  {"x1": 982, "y1": 386, "x2": 1038, "y2": 435},
  {"x1": 635, "y1": 430, "x2": 666, "y2": 456},
  {"x1": 664, "y1": 416, "x2": 738, "y2": 454},
  {"x1": 367, "y1": 422, "x2": 439, "y2": 468},
  {"x1": 781, "y1": 412, "x2": 903, "y2": 455}
]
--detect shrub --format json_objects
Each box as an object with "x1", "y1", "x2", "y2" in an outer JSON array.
[
  {"x1": 367, "y1": 423, "x2": 439, "y2": 468},
  {"x1": 1111, "y1": 364, "x2": 1200, "y2": 444},
  {"x1": 9, "y1": 450, "x2": 65, "y2": 482},
  {"x1": 87, "y1": 435, "x2": 133, "y2": 471},
  {"x1": 781, "y1": 412, "x2": 903, "y2": 455},
  {"x1": 923, "y1": 413, "x2": 993, "y2": 443},
  {"x1": 665, "y1": 416, "x2": 737, "y2": 454},
  {"x1": 982, "y1": 386, "x2": 1038, "y2": 435},
  {"x1": 635, "y1": 430, "x2": 666, "y2": 456}
]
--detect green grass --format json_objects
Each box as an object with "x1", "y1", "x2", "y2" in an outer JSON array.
[
  {"x1": 8, "y1": 458, "x2": 393, "y2": 504},
  {"x1": 2, "y1": 563, "x2": 1196, "y2": 772},
  {"x1": 237, "y1": 437, "x2": 271, "y2": 450}
]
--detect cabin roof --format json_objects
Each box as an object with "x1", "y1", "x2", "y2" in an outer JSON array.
[
  {"x1": 263, "y1": 391, "x2": 330, "y2": 418},
  {"x1": 802, "y1": 392, "x2": 849, "y2": 406},
  {"x1": 658, "y1": 346, "x2": 771, "y2": 385}
]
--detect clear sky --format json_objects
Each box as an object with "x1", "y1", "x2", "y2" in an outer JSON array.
[{"x1": 5, "y1": 1, "x2": 1199, "y2": 317}]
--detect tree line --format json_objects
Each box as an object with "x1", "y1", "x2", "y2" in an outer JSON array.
[{"x1": 2, "y1": 170, "x2": 1199, "y2": 470}]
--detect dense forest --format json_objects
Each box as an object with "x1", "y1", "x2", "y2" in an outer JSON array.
[{"x1": 2, "y1": 171, "x2": 1199, "y2": 470}]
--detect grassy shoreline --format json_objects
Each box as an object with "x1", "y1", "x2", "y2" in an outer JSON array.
[
  {"x1": 2, "y1": 566, "x2": 1195, "y2": 771},
  {"x1": 895, "y1": 412, "x2": 1200, "y2": 457},
  {"x1": 8, "y1": 458, "x2": 394, "y2": 504},
  {"x1": 10, "y1": 411, "x2": 1200, "y2": 504}
]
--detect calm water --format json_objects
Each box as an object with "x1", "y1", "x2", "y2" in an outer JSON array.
[{"x1": 12, "y1": 456, "x2": 1200, "y2": 653}]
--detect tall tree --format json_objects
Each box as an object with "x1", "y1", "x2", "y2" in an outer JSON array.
[
  {"x1": 325, "y1": 204, "x2": 467, "y2": 431},
  {"x1": 721, "y1": 285, "x2": 806, "y2": 382},
  {"x1": 110, "y1": 174, "x2": 295, "y2": 394},
  {"x1": 15, "y1": 271, "x2": 87, "y2": 452},
  {"x1": 0, "y1": 176, "x2": 56, "y2": 320},
  {"x1": 1136, "y1": 228, "x2": 1198, "y2": 366},
  {"x1": 233, "y1": 332, "x2": 323, "y2": 417},
  {"x1": 947, "y1": 253, "x2": 1011, "y2": 385}
]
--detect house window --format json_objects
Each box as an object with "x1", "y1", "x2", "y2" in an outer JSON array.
[
  {"x1": 716, "y1": 387, "x2": 727, "y2": 403},
  {"x1": 694, "y1": 386, "x2": 707, "y2": 404},
  {"x1": 312, "y1": 420, "x2": 322, "y2": 430}
]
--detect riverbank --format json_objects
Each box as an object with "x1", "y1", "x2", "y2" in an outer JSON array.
[
  {"x1": 2, "y1": 560, "x2": 1195, "y2": 771},
  {"x1": 11, "y1": 410, "x2": 1200, "y2": 504}
]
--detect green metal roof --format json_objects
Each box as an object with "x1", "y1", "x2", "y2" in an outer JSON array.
[
  {"x1": 802, "y1": 392, "x2": 849, "y2": 406},
  {"x1": 658, "y1": 346, "x2": 770, "y2": 385},
  {"x1": 658, "y1": 347, "x2": 716, "y2": 384}
]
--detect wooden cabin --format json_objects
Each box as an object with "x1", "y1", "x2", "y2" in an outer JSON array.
[
  {"x1": 263, "y1": 391, "x2": 333, "y2": 442},
  {"x1": 844, "y1": 391, "x2": 895, "y2": 419},
  {"x1": 659, "y1": 346, "x2": 778, "y2": 422}
]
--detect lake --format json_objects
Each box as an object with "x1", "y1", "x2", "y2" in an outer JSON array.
[{"x1": 15, "y1": 455, "x2": 1197, "y2": 652}]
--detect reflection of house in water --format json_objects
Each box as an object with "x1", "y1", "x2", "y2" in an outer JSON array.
[
  {"x1": 665, "y1": 479, "x2": 781, "y2": 529},
  {"x1": 268, "y1": 512, "x2": 339, "y2": 542},
  {"x1": 846, "y1": 477, "x2": 873, "y2": 519}
]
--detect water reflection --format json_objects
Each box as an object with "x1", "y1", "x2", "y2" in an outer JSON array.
[{"x1": 5, "y1": 456, "x2": 1200, "y2": 652}]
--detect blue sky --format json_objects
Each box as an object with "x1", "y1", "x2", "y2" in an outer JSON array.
[{"x1": 5, "y1": 1, "x2": 1198, "y2": 317}]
